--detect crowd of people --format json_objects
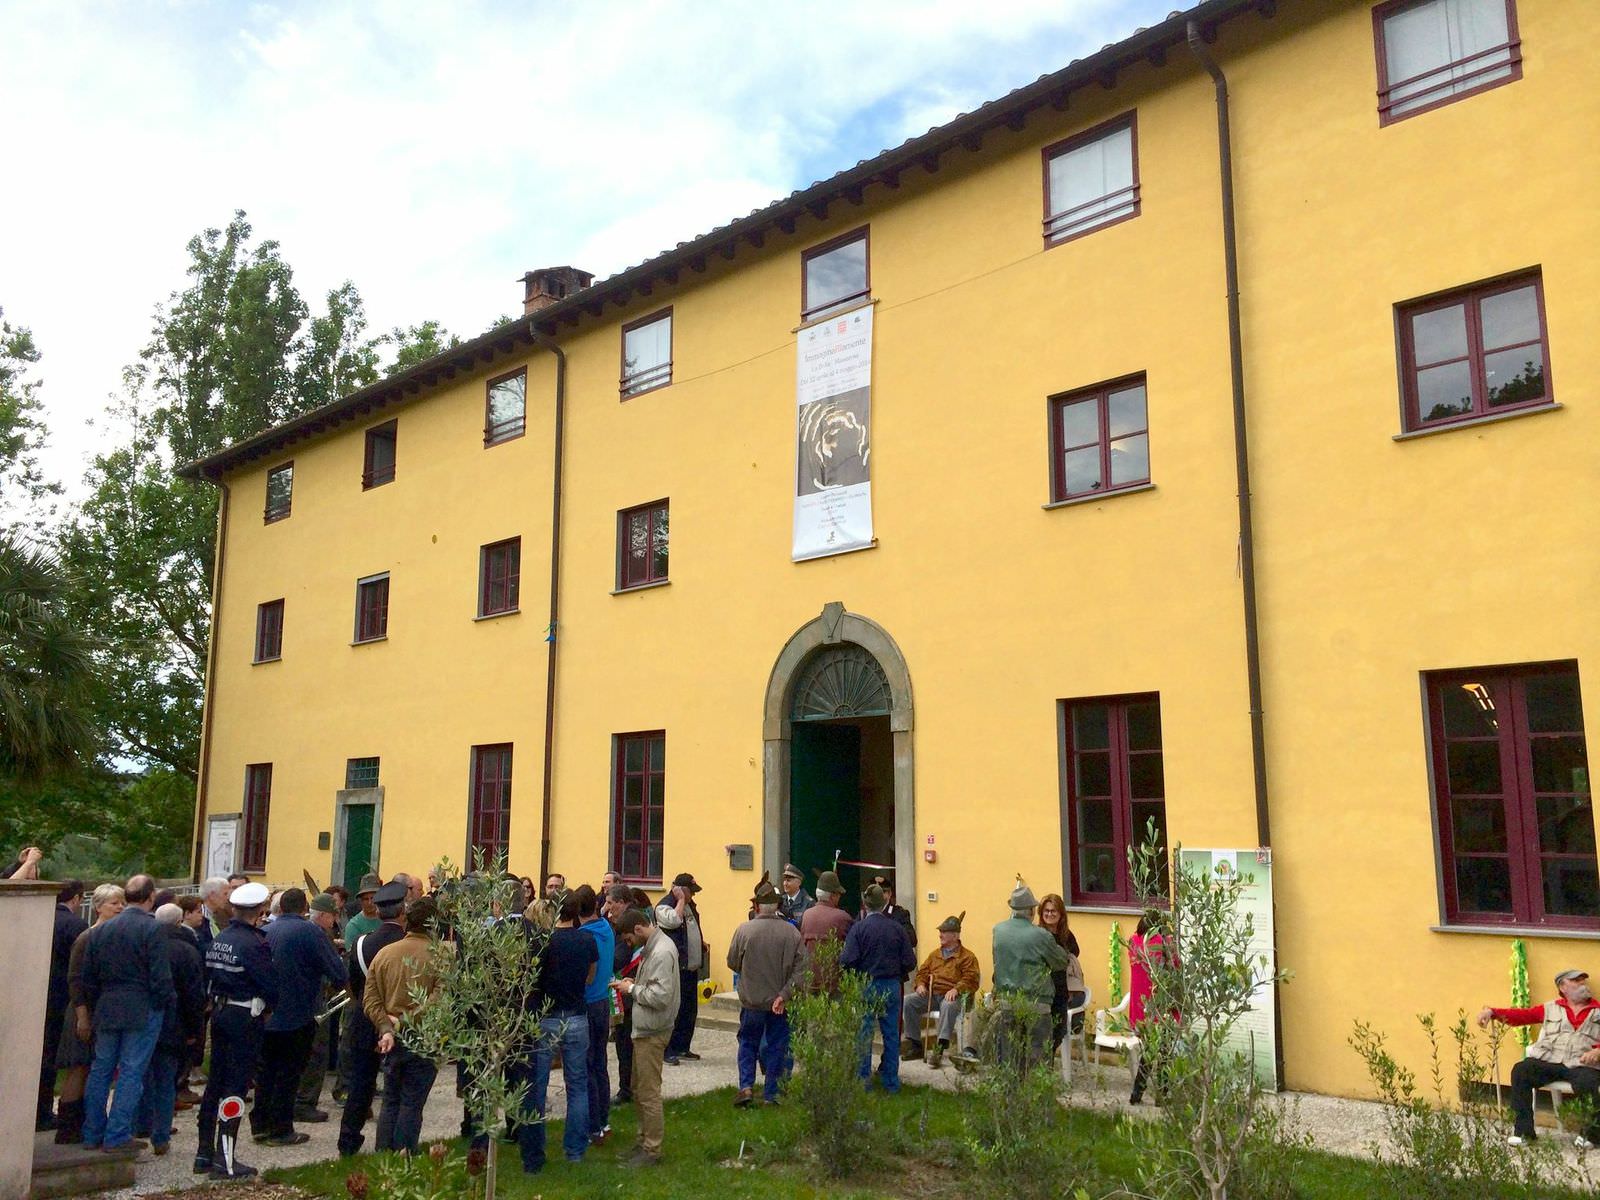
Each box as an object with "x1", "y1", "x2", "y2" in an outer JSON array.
[{"x1": 30, "y1": 855, "x2": 1121, "y2": 1180}]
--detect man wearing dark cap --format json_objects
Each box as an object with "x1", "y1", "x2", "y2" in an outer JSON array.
[
  {"x1": 902, "y1": 912, "x2": 980, "y2": 1068},
  {"x1": 840, "y1": 883, "x2": 916, "y2": 1092},
  {"x1": 196, "y1": 881, "x2": 276, "y2": 1179},
  {"x1": 250, "y1": 888, "x2": 345, "y2": 1145},
  {"x1": 366, "y1": 896, "x2": 453, "y2": 1154},
  {"x1": 294, "y1": 893, "x2": 345, "y2": 1123},
  {"x1": 799, "y1": 870, "x2": 854, "y2": 994},
  {"x1": 991, "y1": 881, "x2": 1069, "y2": 1069},
  {"x1": 778, "y1": 864, "x2": 813, "y2": 925},
  {"x1": 726, "y1": 874, "x2": 805, "y2": 1105},
  {"x1": 1480, "y1": 968, "x2": 1600, "y2": 1148},
  {"x1": 655, "y1": 872, "x2": 706, "y2": 1064},
  {"x1": 337, "y1": 881, "x2": 408, "y2": 1157}
]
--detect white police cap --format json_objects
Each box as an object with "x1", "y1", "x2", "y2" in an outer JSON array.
[{"x1": 230, "y1": 881, "x2": 270, "y2": 907}]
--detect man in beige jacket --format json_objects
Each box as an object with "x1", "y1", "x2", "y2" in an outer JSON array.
[
  {"x1": 364, "y1": 896, "x2": 450, "y2": 1154},
  {"x1": 616, "y1": 908, "x2": 680, "y2": 1167}
]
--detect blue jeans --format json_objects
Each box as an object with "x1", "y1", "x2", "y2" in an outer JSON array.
[
  {"x1": 737, "y1": 1008, "x2": 789, "y2": 1101},
  {"x1": 83, "y1": 1011, "x2": 163, "y2": 1148},
  {"x1": 136, "y1": 1048, "x2": 181, "y2": 1147},
  {"x1": 858, "y1": 979, "x2": 902, "y2": 1093},
  {"x1": 519, "y1": 1014, "x2": 590, "y2": 1168},
  {"x1": 585, "y1": 999, "x2": 610, "y2": 1138}
]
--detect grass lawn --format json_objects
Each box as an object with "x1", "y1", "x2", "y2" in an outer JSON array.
[{"x1": 266, "y1": 1085, "x2": 1583, "y2": 1200}]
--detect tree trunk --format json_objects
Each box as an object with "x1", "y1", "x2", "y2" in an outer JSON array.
[{"x1": 483, "y1": 1105, "x2": 498, "y2": 1200}]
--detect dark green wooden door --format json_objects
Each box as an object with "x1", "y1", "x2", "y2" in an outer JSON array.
[
  {"x1": 340, "y1": 804, "x2": 375, "y2": 888},
  {"x1": 790, "y1": 722, "x2": 863, "y2": 909}
]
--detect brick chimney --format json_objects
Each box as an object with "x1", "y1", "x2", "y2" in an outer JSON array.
[{"x1": 521, "y1": 266, "x2": 595, "y2": 314}]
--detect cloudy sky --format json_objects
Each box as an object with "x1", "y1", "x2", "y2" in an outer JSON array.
[{"x1": 2, "y1": 0, "x2": 1177, "y2": 499}]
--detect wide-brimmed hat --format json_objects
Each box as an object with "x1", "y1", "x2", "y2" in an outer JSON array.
[
  {"x1": 671, "y1": 872, "x2": 701, "y2": 893},
  {"x1": 816, "y1": 870, "x2": 844, "y2": 896},
  {"x1": 1009, "y1": 882, "x2": 1039, "y2": 910},
  {"x1": 938, "y1": 911, "x2": 965, "y2": 933},
  {"x1": 862, "y1": 883, "x2": 887, "y2": 909},
  {"x1": 752, "y1": 872, "x2": 781, "y2": 906},
  {"x1": 356, "y1": 873, "x2": 382, "y2": 896}
]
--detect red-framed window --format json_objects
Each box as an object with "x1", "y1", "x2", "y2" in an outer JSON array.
[
  {"x1": 1061, "y1": 694, "x2": 1166, "y2": 906},
  {"x1": 354, "y1": 573, "x2": 389, "y2": 643},
  {"x1": 479, "y1": 537, "x2": 521, "y2": 617},
  {"x1": 617, "y1": 500, "x2": 669, "y2": 590},
  {"x1": 1429, "y1": 663, "x2": 1595, "y2": 929},
  {"x1": 801, "y1": 227, "x2": 869, "y2": 321},
  {"x1": 621, "y1": 308, "x2": 672, "y2": 398},
  {"x1": 1042, "y1": 112, "x2": 1139, "y2": 247},
  {"x1": 468, "y1": 744, "x2": 513, "y2": 867},
  {"x1": 264, "y1": 462, "x2": 294, "y2": 523},
  {"x1": 242, "y1": 763, "x2": 272, "y2": 873},
  {"x1": 484, "y1": 368, "x2": 527, "y2": 446},
  {"x1": 254, "y1": 599, "x2": 284, "y2": 663},
  {"x1": 1049, "y1": 375, "x2": 1150, "y2": 501},
  {"x1": 1374, "y1": 0, "x2": 1521, "y2": 125},
  {"x1": 363, "y1": 420, "x2": 397, "y2": 489},
  {"x1": 1398, "y1": 271, "x2": 1549, "y2": 432},
  {"x1": 614, "y1": 731, "x2": 665, "y2": 884}
]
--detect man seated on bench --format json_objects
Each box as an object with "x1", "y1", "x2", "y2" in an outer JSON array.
[
  {"x1": 1479, "y1": 968, "x2": 1600, "y2": 1148},
  {"x1": 900, "y1": 912, "x2": 979, "y2": 1068}
]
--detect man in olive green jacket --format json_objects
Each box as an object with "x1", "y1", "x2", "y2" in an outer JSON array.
[{"x1": 990, "y1": 882, "x2": 1069, "y2": 1067}]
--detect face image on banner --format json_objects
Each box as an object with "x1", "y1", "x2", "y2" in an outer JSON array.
[{"x1": 793, "y1": 305, "x2": 874, "y2": 560}]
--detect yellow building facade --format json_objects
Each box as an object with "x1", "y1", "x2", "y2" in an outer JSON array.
[{"x1": 185, "y1": 0, "x2": 1599, "y2": 1097}]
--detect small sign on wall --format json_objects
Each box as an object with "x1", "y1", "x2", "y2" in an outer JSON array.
[{"x1": 725, "y1": 844, "x2": 755, "y2": 871}]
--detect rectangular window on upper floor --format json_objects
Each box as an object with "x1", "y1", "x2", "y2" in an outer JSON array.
[
  {"x1": 1375, "y1": 0, "x2": 1521, "y2": 125},
  {"x1": 1060, "y1": 693, "x2": 1166, "y2": 908},
  {"x1": 242, "y1": 763, "x2": 272, "y2": 873},
  {"x1": 1042, "y1": 112, "x2": 1139, "y2": 247},
  {"x1": 254, "y1": 599, "x2": 284, "y2": 663},
  {"x1": 354, "y1": 572, "x2": 390, "y2": 643},
  {"x1": 1049, "y1": 375, "x2": 1150, "y2": 501},
  {"x1": 617, "y1": 500, "x2": 669, "y2": 591},
  {"x1": 478, "y1": 537, "x2": 521, "y2": 617},
  {"x1": 363, "y1": 419, "x2": 397, "y2": 489},
  {"x1": 1428, "y1": 662, "x2": 1596, "y2": 931},
  {"x1": 346, "y1": 756, "x2": 380, "y2": 790},
  {"x1": 1398, "y1": 270, "x2": 1550, "y2": 432},
  {"x1": 264, "y1": 462, "x2": 294, "y2": 523},
  {"x1": 621, "y1": 308, "x2": 673, "y2": 398},
  {"x1": 484, "y1": 368, "x2": 527, "y2": 446},
  {"x1": 802, "y1": 227, "x2": 869, "y2": 321}
]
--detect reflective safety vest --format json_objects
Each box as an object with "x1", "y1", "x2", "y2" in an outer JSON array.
[{"x1": 1528, "y1": 1000, "x2": 1600, "y2": 1067}]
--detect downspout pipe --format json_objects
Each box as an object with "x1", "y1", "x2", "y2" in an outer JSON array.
[
  {"x1": 1187, "y1": 21, "x2": 1271, "y2": 851},
  {"x1": 189, "y1": 476, "x2": 231, "y2": 881},
  {"x1": 530, "y1": 327, "x2": 567, "y2": 887}
]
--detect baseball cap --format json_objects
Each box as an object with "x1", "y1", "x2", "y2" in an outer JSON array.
[
  {"x1": 671, "y1": 872, "x2": 701, "y2": 893},
  {"x1": 1556, "y1": 969, "x2": 1590, "y2": 987}
]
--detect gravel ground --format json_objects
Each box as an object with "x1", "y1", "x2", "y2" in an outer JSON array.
[{"x1": 76, "y1": 1029, "x2": 1589, "y2": 1197}]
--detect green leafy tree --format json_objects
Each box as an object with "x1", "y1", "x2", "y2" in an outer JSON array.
[
  {"x1": 0, "y1": 531, "x2": 97, "y2": 784},
  {"x1": 383, "y1": 320, "x2": 460, "y2": 372},
  {"x1": 0, "y1": 307, "x2": 59, "y2": 530}
]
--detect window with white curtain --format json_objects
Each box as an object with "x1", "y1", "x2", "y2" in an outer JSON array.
[
  {"x1": 621, "y1": 310, "x2": 672, "y2": 397},
  {"x1": 1043, "y1": 114, "x2": 1139, "y2": 246},
  {"x1": 1377, "y1": 0, "x2": 1520, "y2": 123}
]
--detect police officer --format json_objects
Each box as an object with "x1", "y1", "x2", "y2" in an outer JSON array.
[
  {"x1": 336, "y1": 880, "x2": 408, "y2": 1157},
  {"x1": 196, "y1": 881, "x2": 277, "y2": 1180}
]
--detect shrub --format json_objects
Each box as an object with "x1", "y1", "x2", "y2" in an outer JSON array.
[
  {"x1": 788, "y1": 937, "x2": 880, "y2": 1177},
  {"x1": 959, "y1": 989, "x2": 1087, "y2": 1199}
]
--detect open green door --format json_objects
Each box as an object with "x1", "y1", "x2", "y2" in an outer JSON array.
[{"x1": 790, "y1": 722, "x2": 864, "y2": 909}]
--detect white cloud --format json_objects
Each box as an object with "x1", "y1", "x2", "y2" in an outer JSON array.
[{"x1": 0, "y1": 0, "x2": 1174, "y2": 500}]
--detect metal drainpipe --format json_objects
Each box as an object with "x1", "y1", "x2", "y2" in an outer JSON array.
[
  {"x1": 1187, "y1": 20, "x2": 1271, "y2": 851},
  {"x1": 530, "y1": 326, "x2": 567, "y2": 886},
  {"x1": 189, "y1": 476, "x2": 231, "y2": 881}
]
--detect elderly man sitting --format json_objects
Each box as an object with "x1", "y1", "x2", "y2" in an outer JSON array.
[
  {"x1": 1480, "y1": 968, "x2": 1600, "y2": 1148},
  {"x1": 901, "y1": 912, "x2": 979, "y2": 1068}
]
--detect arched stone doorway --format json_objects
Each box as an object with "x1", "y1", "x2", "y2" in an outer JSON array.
[{"x1": 763, "y1": 602, "x2": 915, "y2": 918}]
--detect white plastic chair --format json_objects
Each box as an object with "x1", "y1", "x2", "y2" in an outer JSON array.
[
  {"x1": 1094, "y1": 992, "x2": 1142, "y2": 1085},
  {"x1": 1525, "y1": 1045, "x2": 1575, "y2": 1122},
  {"x1": 1060, "y1": 985, "x2": 1092, "y2": 1083}
]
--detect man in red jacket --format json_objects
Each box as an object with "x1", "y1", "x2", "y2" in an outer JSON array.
[{"x1": 1480, "y1": 968, "x2": 1600, "y2": 1148}]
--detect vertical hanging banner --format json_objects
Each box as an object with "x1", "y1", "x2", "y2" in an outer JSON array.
[{"x1": 793, "y1": 304, "x2": 874, "y2": 561}]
